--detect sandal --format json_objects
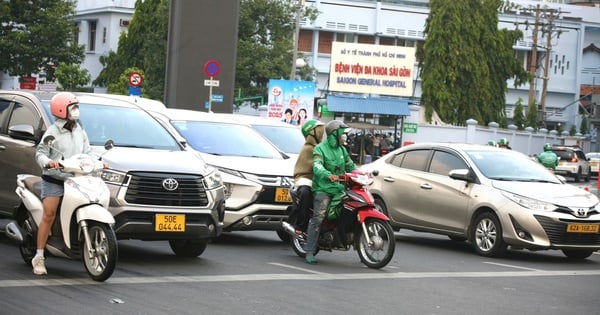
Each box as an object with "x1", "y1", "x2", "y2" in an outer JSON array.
[{"x1": 305, "y1": 255, "x2": 318, "y2": 264}]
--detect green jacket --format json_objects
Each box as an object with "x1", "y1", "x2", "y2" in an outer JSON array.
[
  {"x1": 538, "y1": 151, "x2": 559, "y2": 169},
  {"x1": 312, "y1": 133, "x2": 356, "y2": 196}
]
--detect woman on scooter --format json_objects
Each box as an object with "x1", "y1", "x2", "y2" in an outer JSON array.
[
  {"x1": 291, "y1": 119, "x2": 325, "y2": 234},
  {"x1": 304, "y1": 120, "x2": 356, "y2": 264},
  {"x1": 32, "y1": 92, "x2": 92, "y2": 275}
]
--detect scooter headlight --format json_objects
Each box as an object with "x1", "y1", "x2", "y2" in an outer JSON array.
[{"x1": 78, "y1": 157, "x2": 95, "y2": 174}]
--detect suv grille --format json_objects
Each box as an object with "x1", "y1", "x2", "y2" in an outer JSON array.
[
  {"x1": 125, "y1": 172, "x2": 209, "y2": 207},
  {"x1": 534, "y1": 215, "x2": 600, "y2": 246}
]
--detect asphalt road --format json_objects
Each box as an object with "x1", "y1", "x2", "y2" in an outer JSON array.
[{"x1": 0, "y1": 228, "x2": 599, "y2": 315}]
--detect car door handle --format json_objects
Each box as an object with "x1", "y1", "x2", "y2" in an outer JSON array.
[
  {"x1": 383, "y1": 177, "x2": 395, "y2": 182},
  {"x1": 0, "y1": 144, "x2": 5, "y2": 151},
  {"x1": 420, "y1": 183, "x2": 432, "y2": 190}
]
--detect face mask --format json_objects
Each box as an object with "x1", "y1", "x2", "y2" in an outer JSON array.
[
  {"x1": 69, "y1": 108, "x2": 80, "y2": 120},
  {"x1": 341, "y1": 134, "x2": 347, "y2": 143}
]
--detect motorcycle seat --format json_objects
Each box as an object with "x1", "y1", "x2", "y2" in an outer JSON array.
[{"x1": 24, "y1": 176, "x2": 43, "y2": 200}]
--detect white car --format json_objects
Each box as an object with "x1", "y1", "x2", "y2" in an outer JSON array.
[
  {"x1": 228, "y1": 114, "x2": 305, "y2": 158},
  {"x1": 149, "y1": 109, "x2": 297, "y2": 241},
  {"x1": 586, "y1": 152, "x2": 600, "y2": 176}
]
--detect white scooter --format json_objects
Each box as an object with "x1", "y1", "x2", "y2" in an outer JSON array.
[{"x1": 5, "y1": 136, "x2": 118, "y2": 282}]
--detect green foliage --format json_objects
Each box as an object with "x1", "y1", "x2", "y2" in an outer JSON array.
[
  {"x1": 236, "y1": 0, "x2": 318, "y2": 99},
  {"x1": 580, "y1": 115, "x2": 589, "y2": 135},
  {"x1": 0, "y1": 0, "x2": 85, "y2": 81},
  {"x1": 512, "y1": 98, "x2": 525, "y2": 130},
  {"x1": 417, "y1": 0, "x2": 529, "y2": 126},
  {"x1": 569, "y1": 124, "x2": 576, "y2": 136},
  {"x1": 55, "y1": 63, "x2": 91, "y2": 91},
  {"x1": 525, "y1": 98, "x2": 538, "y2": 130},
  {"x1": 94, "y1": 0, "x2": 169, "y2": 100}
]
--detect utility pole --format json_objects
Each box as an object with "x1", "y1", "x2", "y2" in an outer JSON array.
[
  {"x1": 540, "y1": 9, "x2": 562, "y2": 119},
  {"x1": 289, "y1": 0, "x2": 303, "y2": 80},
  {"x1": 527, "y1": 5, "x2": 540, "y2": 111}
]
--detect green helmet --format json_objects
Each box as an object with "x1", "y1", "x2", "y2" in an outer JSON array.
[
  {"x1": 301, "y1": 119, "x2": 324, "y2": 138},
  {"x1": 498, "y1": 138, "x2": 509, "y2": 146},
  {"x1": 487, "y1": 140, "x2": 496, "y2": 146},
  {"x1": 543, "y1": 143, "x2": 553, "y2": 151}
]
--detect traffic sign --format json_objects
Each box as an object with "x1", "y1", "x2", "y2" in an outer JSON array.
[
  {"x1": 211, "y1": 94, "x2": 223, "y2": 102},
  {"x1": 204, "y1": 79, "x2": 220, "y2": 87},
  {"x1": 204, "y1": 60, "x2": 221, "y2": 77},
  {"x1": 129, "y1": 72, "x2": 143, "y2": 87}
]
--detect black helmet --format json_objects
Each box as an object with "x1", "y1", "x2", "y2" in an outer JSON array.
[{"x1": 325, "y1": 120, "x2": 349, "y2": 137}]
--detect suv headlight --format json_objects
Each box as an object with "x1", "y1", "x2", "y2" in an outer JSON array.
[
  {"x1": 204, "y1": 168, "x2": 223, "y2": 190},
  {"x1": 503, "y1": 192, "x2": 557, "y2": 211},
  {"x1": 101, "y1": 169, "x2": 127, "y2": 185}
]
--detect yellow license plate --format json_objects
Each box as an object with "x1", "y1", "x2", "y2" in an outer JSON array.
[
  {"x1": 566, "y1": 223, "x2": 599, "y2": 233},
  {"x1": 275, "y1": 188, "x2": 292, "y2": 203},
  {"x1": 155, "y1": 214, "x2": 186, "y2": 232}
]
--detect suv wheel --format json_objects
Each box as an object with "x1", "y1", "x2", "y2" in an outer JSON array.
[
  {"x1": 585, "y1": 168, "x2": 591, "y2": 182},
  {"x1": 168, "y1": 239, "x2": 208, "y2": 257}
]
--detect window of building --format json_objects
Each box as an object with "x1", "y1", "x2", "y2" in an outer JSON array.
[
  {"x1": 335, "y1": 32, "x2": 355, "y2": 43},
  {"x1": 73, "y1": 22, "x2": 80, "y2": 45},
  {"x1": 318, "y1": 31, "x2": 334, "y2": 54},
  {"x1": 88, "y1": 20, "x2": 97, "y2": 52},
  {"x1": 102, "y1": 27, "x2": 107, "y2": 44},
  {"x1": 298, "y1": 30, "x2": 313, "y2": 52}
]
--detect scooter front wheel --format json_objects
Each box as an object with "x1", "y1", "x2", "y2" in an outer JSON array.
[
  {"x1": 82, "y1": 222, "x2": 118, "y2": 282},
  {"x1": 356, "y1": 218, "x2": 395, "y2": 269}
]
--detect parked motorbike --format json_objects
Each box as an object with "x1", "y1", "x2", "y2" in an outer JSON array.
[
  {"x1": 5, "y1": 136, "x2": 118, "y2": 282},
  {"x1": 282, "y1": 169, "x2": 395, "y2": 269}
]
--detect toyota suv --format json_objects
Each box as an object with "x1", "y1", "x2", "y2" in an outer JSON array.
[
  {"x1": 0, "y1": 91, "x2": 225, "y2": 257},
  {"x1": 148, "y1": 109, "x2": 297, "y2": 242},
  {"x1": 552, "y1": 145, "x2": 591, "y2": 182}
]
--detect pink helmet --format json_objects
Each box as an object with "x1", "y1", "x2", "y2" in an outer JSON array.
[{"x1": 50, "y1": 92, "x2": 78, "y2": 119}]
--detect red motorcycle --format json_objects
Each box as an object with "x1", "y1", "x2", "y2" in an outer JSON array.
[{"x1": 282, "y1": 170, "x2": 395, "y2": 269}]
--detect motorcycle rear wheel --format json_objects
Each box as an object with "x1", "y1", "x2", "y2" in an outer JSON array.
[
  {"x1": 291, "y1": 234, "x2": 319, "y2": 258},
  {"x1": 18, "y1": 214, "x2": 37, "y2": 266},
  {"x1": 82, "y1": 222, "x2": 118, "y2": 282},
  {"x1": 356, "y1": 218, "x2": 395, "y2": 269}
]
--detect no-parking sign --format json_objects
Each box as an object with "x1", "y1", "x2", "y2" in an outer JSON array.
[{"x1": 204, "y1": 60, "x2": 221, "y2": 77}]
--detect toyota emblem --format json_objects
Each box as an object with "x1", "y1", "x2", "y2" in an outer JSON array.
[
  {"x1": 577, "y1": 208, "x2": 588, "y2": 217},
  {"x1": 162, "y1": 178, "x2": 179, "y2": 191}
]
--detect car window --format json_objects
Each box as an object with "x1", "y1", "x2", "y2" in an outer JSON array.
[
  {"x1": 250, "y1": 124, "x2": 304, "y2": 154},
  {"x1": 8, "y1": 102, "x2": 38, "y2": 128},
  {"x1": 0, "y1": 100, "x2": 10, "y2": 131},
  {"x1": 468, "y1": 150, "x2": 560, "y2": 182},
  {"x1": 169, "y1": 120, "x2": 285, "y2": 159},
  {"x1": 553, "y1": 150, "x2": 572, "y2": 161},
  {"x1": 396, "y1": 149, "x2": 429, "y2": 171},
  {"x1": 575, "y1": 150, "x2": 586, "y2": 160},
  {"x1": 429, "y1": 150, "x2": 467, "y2": 176},
  {"x1": 42, "y1": 101, "x2": 181, "y2": 150}
]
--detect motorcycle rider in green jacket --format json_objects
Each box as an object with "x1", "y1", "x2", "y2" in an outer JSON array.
[{"x1": 304, "y1": 120, "x2": 356, "y2": 264}]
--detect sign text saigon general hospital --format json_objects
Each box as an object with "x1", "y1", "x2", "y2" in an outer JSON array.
[{"x1": 329, "y1": 42, "x2": 416, "y2": 97}]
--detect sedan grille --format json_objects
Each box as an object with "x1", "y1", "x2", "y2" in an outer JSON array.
[
  {"x1": 534, "y1": 215, "x2": 600, "y2": 246},
  {"x1": 125, "y1": 172, "x2": 209, "y2": 207}
]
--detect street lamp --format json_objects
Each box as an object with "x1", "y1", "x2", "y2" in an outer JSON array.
[{"x1": 294, "y1": 58, "x2": 306, "y2": 80}]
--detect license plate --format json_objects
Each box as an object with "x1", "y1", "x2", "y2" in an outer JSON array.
[
  {"x1": 566, "y1": 223, "x2": 599, "y2": 233},
  {"x1": 155, "y1": 214, "x2": 186, "y2": 232},
  {"x1": 274, "y1": 188, "x2": 292, "y2": 203}
]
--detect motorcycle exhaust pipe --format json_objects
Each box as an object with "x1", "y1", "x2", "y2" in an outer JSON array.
[
  {"x1": 281, "y1": 221, "x2": 301, "y2": 240},
  {"x1": 5, "y1": 221, "x2": 26, "y2": 245}
]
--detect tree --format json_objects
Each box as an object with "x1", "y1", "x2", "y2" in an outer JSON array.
[
  {"x1": 0, "y1": 0, "x2": 84, "y2": 81},
  {"x1": 525, "y1": 98, "x2": 538, "y2": 130},
  {"x1": 236, "y1": 0, "x2": 319, "y2": 100},
  {"x1": 417, "y1": 0, "x2": 529, "y2": 126},
  {"x1": 580, "y1": 115, "x2": 589, "y2": 135},
  {"x1": 94, "y1": 0, "x2": 169, "y2": 100},
  {"x1": 512, "y1": 98, "x2": 525, "y2": 130},
  {"x1": 55, "y1": 63, "x2": 91, "y2": 91}
]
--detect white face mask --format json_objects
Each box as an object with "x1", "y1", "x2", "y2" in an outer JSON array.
[
  {"x1": 69, "y1": 108, "x2": 80, "y2": 120},
  {"x1": 341, "y1": 134, "x2": 348, "y2": 142}
]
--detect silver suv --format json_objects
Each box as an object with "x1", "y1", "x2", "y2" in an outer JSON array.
[
  {"x1": 552, "y1": 146, "x2": 591, "y2": 182},
  {"x1": 0, "y1": 91, "x2": 225, "y2": 257}
]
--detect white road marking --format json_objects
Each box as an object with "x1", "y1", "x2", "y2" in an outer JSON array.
[
  {"x1": 268, "y1": 262, "x2": 327, "y2": 275},
  {"x1": 482, "y1": 262, "x2": 543, "y2": 271},
  {"x1": 1, "y1": 269, "x2": 600, "y2": 288}
]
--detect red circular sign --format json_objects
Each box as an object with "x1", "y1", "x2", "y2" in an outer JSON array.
[
  {"x1": 204, "y1": 60, "x2": 221, "y2": 77},
  {"x1": 128, "y1": 72, "x2": 143, "y2": 87}
]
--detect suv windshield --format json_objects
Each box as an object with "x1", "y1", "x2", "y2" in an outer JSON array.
[
  {"x1": 42, "y1": 101, "x2": 181, "y2": 150},
  {"x1": 250, "y1": 124, "x2": 304, "y2": 154},
  {"x1": 169, "y1": 120, "x2": 285, "y2": 158}
]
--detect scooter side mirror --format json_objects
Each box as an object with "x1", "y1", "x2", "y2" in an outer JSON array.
[
  {"x1": 43, "y1": 135, "x2": 56, "y2": 146},
  {"x1": 104, "y1": 139, "x2": 114, "y2": 151}
]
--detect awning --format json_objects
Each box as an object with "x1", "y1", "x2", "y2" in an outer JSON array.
[{"x1": 326, "y1": 95, "x2": 410, "y2": 116}]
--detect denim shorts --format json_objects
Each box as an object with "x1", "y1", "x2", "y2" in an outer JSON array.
[{"x1": 41, "y1": 179, "x2": 64, "y2": 199}]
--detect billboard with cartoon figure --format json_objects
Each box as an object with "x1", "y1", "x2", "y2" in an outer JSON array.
[{"x1": 267, "y1": 79, "x2": 315, "y2": 126}]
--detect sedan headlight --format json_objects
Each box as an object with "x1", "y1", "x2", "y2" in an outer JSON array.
[
  {"x1": 101, "y1": 169, "x2": 127, "y2": 185},
  {"x1": 204, "y1": 168, "x2": 223, "y2": 190},
  {"x1": 503, "y1": 192, "x2": 557, "y2": 212}
]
